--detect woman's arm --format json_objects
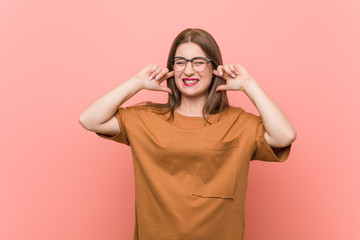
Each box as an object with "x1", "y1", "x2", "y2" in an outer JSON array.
[
  {"x1": 78, "y1": 64, "x2": 173, "y2": 134},
  {"x1": 242, "y1": 78, "x2": 296, "y2": 148},
  {"x1": 214, "y1": 64, "x2": 296, "y2": 148}
]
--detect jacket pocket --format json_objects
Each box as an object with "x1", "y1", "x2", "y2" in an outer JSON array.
[{"x1": 191, "y1": 138, "x2": 239, "y2": 199}]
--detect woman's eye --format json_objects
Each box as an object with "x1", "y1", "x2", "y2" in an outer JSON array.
[{"x1": 175, "y1": 61, "x2": 186, "y2": 65}]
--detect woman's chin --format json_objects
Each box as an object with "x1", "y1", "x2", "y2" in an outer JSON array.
[
  {"x1": 175, "y1": 82, "x2": 210, "y2": 98},
  {"x1": 179, "y1": 89, "x2": 207, "y2": 98}
]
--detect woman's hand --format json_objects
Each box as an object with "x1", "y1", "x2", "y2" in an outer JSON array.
[
  {"x1": 213, "y1": 63, "x2": 255, "y2": 92},
  {"x1": 133, "y1": 64, "x2": 174, "y2": 94}
]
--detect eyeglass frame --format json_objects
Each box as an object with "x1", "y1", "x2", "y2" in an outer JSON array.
[{"x1": 169, "y1": 56, "x2": 213, "y2": 72}]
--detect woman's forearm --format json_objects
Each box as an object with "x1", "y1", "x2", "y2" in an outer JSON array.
[
  {"x1": 79, "y1": 64, "x2": 173, "y2": 130},
  {"x1": 243, "y1": 79, "x2": 297, "y2": 147},
  {"x1": 78, "y1": 77, "x2": 143, "y2": 130}
]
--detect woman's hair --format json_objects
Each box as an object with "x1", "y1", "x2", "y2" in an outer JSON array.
[{"x1": 149, "y1": 28, "x2": 230, "y2": 123}]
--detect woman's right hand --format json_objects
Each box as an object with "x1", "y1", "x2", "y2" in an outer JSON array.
[{"x1": 133, "y1": 64, "x2": 174, "y2": 94}]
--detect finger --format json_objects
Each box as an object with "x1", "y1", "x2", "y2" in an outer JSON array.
[
  {"x1": 232, "y1": 63, "x2": 241, "y2": 74},
  {"x1": 159, "y1": 70, "x2": 174, "y2": 82},
  {"x1": 216, "y1": 85, "x2": 229, "y2": 92},
  {"x1": 229, "y1": 64, "x2": 238, "y2": 78},
  {"x1": 217, "y1": 65, "x2": 224, "y2": 76},
  {"x1": 223, "y1": 65, "x2": 235, "y2": 78},
  {"x1": 213, "y1": 69, "x2": 221, "y2": 77},
  {"x1": 148, "y1": 66, "x2": 162, "y2": 80},
  {"x1": 153, "y1": 68, "x2": 169, "y2": 81},
  {"x1": 228, "y1": 64, "x2": 236, "y2": 74},
  {"x1": 146, "y1": 64, "x2": 158, "y2": 80},
  {"x1": 148, "y1": 64, "x2": 157, "y2": 74},
  {"x1": 166, "y1": 70, "x2": 174, "y2": 78}
]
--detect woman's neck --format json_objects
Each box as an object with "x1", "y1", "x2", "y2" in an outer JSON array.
[{"x1": 176, "y1": 94, "x2": 207, "y2": 117}]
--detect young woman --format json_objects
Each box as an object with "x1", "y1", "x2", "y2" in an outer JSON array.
[{"x1": 79, "y1": 28, "x2": 296, "y2": 240}]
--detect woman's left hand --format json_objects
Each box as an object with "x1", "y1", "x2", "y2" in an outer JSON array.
[{"x1": 213, "y1": 63, "x2": 255, "y2": 92}]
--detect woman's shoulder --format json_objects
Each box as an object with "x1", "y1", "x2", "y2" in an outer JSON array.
[
  {"x1": 221, "y1": 106, "x2": 245, "y2": 119},
  {"x1": 225, "y1": 106, "x2": 244, "y2": 114},
  {"x1": 225, "y1": 106, "x2": 260, "y2": 122},
  {"x1": 122, "y1": 101, "x2": 158, "y2": 109},
  {"x1": 120, "y1": 101, "x2": 167, "y2": 115}
]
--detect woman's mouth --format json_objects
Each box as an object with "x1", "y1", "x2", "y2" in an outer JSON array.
[{"x1": 183, "y1": 78, "x2": 199, "y2": 86}]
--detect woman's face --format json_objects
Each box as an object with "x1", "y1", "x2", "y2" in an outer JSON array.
[{"x1": 173, "y1": 42, "x2": 213, "y2": 98}]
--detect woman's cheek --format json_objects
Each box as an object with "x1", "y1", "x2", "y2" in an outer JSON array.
[{"x1": 174, "y1": 75, "x2": 182, "y2": 89}]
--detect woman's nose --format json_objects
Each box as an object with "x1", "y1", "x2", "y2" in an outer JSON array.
[{"x1": 184, "y1": 61, "x2": 195, "y2": 75}]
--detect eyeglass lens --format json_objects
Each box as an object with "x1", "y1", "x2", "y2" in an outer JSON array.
[{"x1": 173, "y1": 57, "x2": 208, "y2": 72}]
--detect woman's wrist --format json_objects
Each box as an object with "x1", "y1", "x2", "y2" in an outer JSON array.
[
  {"x1": 242, "y1": 78, "x2": 259, "y2": 95},
  {"x1": 127, "y1": 76, "x2": 145, "y2": 92}
]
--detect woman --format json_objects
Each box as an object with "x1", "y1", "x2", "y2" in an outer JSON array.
[{"x1": 79, "y1": 28, "x2": 296, "y2": 240}]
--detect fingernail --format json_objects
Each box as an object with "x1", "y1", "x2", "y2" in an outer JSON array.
[
  {"x1": 155, "y1": 76, "x2": 159, "y2": 80},
  {"x1": 235, "y1": 72, "x2": 239, "y2": 74},
  {"x1": 231, "y1": 73, "x2": 235, "y2": 78},
  {"x1": 148, "y1": 76, "x2": 153, "y2": 80},
  {"x1": 219, "y1": 71, "x2": 223, "y2": 76}
]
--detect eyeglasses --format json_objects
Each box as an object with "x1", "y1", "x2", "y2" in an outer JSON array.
[{"x1": 169, "y1": 56, "x2": 212, "y2": 72}]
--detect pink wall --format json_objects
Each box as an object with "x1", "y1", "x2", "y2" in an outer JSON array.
[{"x1": 1, "y1": 0, "x2": 359, "y2": 239}]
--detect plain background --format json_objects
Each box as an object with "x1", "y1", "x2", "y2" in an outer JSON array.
[{"x1": 1, "y1": 0, "x2": 359, "y2": 239}]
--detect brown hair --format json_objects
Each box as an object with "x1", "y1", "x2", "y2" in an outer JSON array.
[{"x1": 149, "y1": 28, "x2": 230, "y2": 123}]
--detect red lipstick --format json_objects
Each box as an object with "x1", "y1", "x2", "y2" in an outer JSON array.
[{"x1": 183, "y1": 78, "x2": 199, "y2": 86}]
